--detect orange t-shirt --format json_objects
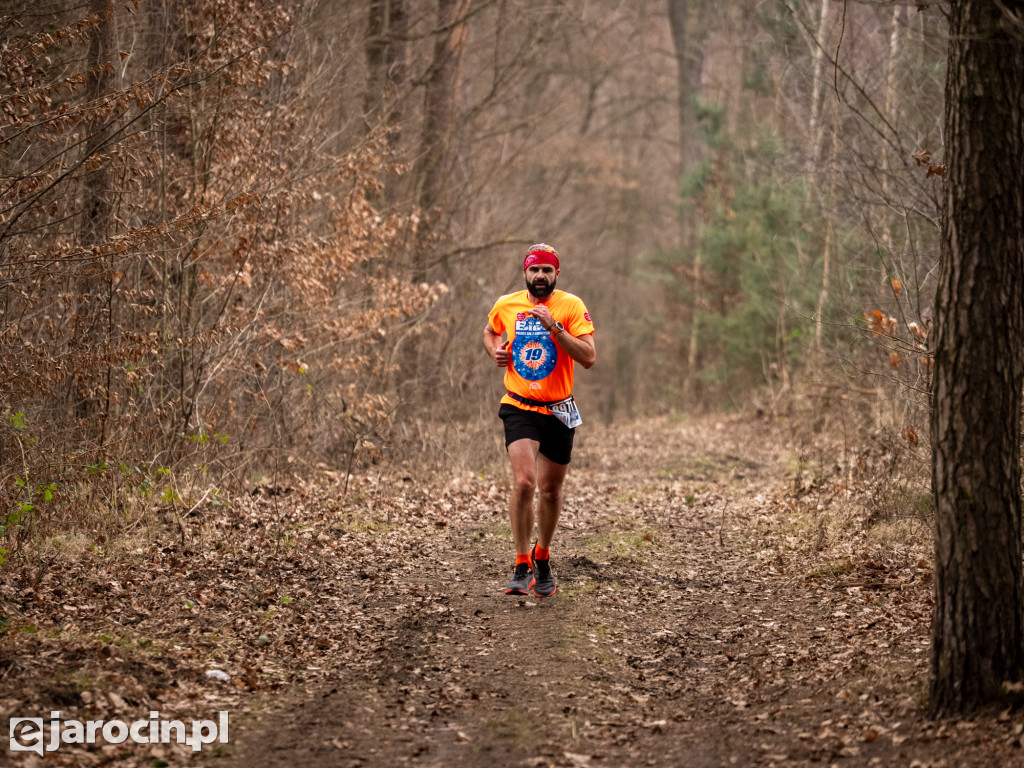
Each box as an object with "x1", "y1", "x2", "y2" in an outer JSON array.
[{"x1": 487, "y1": 289, "x2": 595, "y2": 414}]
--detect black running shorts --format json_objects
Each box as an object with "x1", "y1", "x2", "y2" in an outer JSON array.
[{"x1": 499, "y1": 403, "x2": 575, "y2": 465}]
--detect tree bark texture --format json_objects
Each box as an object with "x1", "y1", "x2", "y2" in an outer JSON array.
[
  {"x1": 364, "y1": 0, "x2": 408, "y2": 146},
  {"x1": 412, "y1": 0, "x2": 470, "y2": 284},
  {"x1": 668, "y1": 0, "x2": 704, "y2": 179},
  {"x1": 76, "y1": 0, "x2": 120, "y2": 431},
  {"x1": 879, "y1": 4, "x2": 906, "y2": 254},
  {"x1": 82, "y1": 0, "x2": 120, "y2": 247},
  {"x1": 929, "y1": 0, "x2": 1024, "y2": 716},
  {"x1": 806, "y1": 0, "x2": 829, "y2": 191},
  {"x1": 814, "y1": 95, "x2": 839, "y2": 356},
  {"x1": 667, "y1": 0, "x2": 706, "y2": 402}
]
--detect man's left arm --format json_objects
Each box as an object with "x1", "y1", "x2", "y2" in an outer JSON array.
[
  {"x1": 528, "y1": 304, "x2": 596, "y2": 369},
  {"x1": 556, "y1": 331, "x2": 595, "y2": 369}
]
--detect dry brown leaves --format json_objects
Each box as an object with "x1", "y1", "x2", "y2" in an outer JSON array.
[{"x1": 2, "y1": 414, "x2": 1023, "y2": 767}]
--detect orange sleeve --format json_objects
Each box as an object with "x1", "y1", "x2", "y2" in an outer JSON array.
[
  {"x1": 565, "y1": 297, "x2": 595, "y2": 337},
  {"x1": 487, "y1": 298, "x2": 506, "y2": 334}
]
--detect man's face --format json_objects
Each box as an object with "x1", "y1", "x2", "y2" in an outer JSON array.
[{"x1": 525, "y1": 264, "x2": 558, "y2": 298}]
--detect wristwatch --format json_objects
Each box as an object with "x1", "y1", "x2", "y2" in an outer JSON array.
[{"x1": 549, "y1": 321, "x2": 565, "y2": 336}]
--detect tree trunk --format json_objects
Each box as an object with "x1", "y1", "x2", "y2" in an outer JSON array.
[
  {"x1": 82, "y1": 0, "x2": 119, "y2": 248},
  {"x1": 805, "y1": 0, "x2": 829, "y2": 203},
  {"x1": 78, "y1": 0, "x2": 120, "y2": 439},
  {"x1": 929, "y1": 0, "x2": 1024, "y2": 717},
  {"x1": 364, "y1": 0, "x2": 407, "y2": 130},
  {"x1": 396, "y1": 0, "x2": 469, "y2": 402},
  {"x1": 668, "y1": 0, "x2": 705, "y2": 404},
  {"x1": 412, "y1": 0, "x2": 470, "y2": 285},
  {"x1": 814, "y1": 96, "x2": 838, "y2": 354},
  {"x1": 364, "y1": 0, "x2": 407, "y2": 204},
  {"x1": 608, "y1": 188, "x2": 640, "y2": 423},
  {"x1": 878, "y1": 5, "x2": 905, "y2": 255}
]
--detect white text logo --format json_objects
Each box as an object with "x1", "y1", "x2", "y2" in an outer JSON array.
[{"x1": 9, "y1": 711, "x2": 229, "y2": 755}]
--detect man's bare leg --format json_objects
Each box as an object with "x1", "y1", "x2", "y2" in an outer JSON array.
[
  {"x1": 507, "y1": 438, "x2": 540, "y2": 556},
  {"x1": 536, "y1": 453, "x2": 568, "y2": 550}
]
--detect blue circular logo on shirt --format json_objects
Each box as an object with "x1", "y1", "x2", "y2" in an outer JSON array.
[{"x1": 511, "y1": 333, "x2": 557, "y2": 380}]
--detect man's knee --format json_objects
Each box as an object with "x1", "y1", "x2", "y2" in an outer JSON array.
[
  {"x1": 538, "y1": 483, "x2": 562, "y2": 504},
  {"x1": 514, "y1": 475, "x2": 537, "y2": 497}
]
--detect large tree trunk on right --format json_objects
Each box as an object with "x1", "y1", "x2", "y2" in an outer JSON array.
[{"x1": 929, "y1": 0, "x2": 1024, "y2": 717}]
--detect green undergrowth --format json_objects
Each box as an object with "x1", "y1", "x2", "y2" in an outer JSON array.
[
  {"x1": 665, "y1": 451, "x2": 755, "y2": 482},
  {"x1": 582, "y1": 519, "x2": 657, "y2": 564},
  {"x1": 558, "y1": 576, "x2": 599, "y2": 602}
]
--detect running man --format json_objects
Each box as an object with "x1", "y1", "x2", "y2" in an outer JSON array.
[{"x1": 483, "y1": 243, "x2": 596, "y2": 597}]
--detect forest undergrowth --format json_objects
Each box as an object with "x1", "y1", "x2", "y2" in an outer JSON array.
[{"x1": 2, "y1": 407, "x2": 1021, "y2": 767}]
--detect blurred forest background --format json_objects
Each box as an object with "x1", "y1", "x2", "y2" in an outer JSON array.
[{"x1": 0, "y1": 0, "x2": 944, "y2": 551}]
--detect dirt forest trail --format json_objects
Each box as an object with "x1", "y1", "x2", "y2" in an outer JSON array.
[
  {"x1": 221, "y1": 417, "x2": 1021, "y2": 768},
  {"x1": 4, "y1": 416, "x2": 1021, "y2": 768}
]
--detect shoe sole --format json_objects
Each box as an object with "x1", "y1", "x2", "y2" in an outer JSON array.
[
  {"x1": 529, "y1": 577, "x2": 556, "y2": 598},
  {"x1": 505, "y1": 587, "x2": 530, "y2": 595}
]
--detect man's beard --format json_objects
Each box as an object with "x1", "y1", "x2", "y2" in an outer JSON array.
[{"x1": 526, "y1": 276, "x2": 556, "y2": 299}]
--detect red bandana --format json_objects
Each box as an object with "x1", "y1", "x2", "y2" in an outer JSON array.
[{"x1": 523, "y1": 243, "x2": 560, "y2": 271}]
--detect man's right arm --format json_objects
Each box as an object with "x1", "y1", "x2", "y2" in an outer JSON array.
[{"x1": 483, "y1": 325, "x2": 510, "y2": 368}]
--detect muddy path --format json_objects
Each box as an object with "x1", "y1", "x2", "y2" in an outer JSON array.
[{"x1": 221, "y1": 418, "x2": 1022, "y2": 768}]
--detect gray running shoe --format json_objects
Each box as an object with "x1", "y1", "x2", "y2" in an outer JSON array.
[
  {"x1": 505, "y1": 562, "x2": 532, "y2": 595},
  {"x1": 529, "y1": 544, "x2": 557, "y2": 597}
]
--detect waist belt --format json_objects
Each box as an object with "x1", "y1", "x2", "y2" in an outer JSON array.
[
  {"x1": 508, "y1": 391, "x2": 582, "y2": 429},
  {"x1": 507, "y1": 391, "x2": 565, "y2": 408}
]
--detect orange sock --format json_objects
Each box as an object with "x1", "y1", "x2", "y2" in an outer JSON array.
[
  {"x1": 534, "y1": 546, "x2": 550, "y2": 561},
  {"x1": 516, "y1": 553, "x2": 532, "y2": 566}
]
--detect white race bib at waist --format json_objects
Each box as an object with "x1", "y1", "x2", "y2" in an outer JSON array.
[{"x1": 547, "y1": 395, "x2": 582, "y2": 429}]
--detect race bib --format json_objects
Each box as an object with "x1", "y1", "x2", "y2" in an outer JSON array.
[{"x1": 547, "y1": 396, "x2": 582, "y2": 429}]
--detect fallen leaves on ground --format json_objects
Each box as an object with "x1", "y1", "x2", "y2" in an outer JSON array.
[{"x1": 1, "y1": 414, "x2": 1021, "y2": 767}]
